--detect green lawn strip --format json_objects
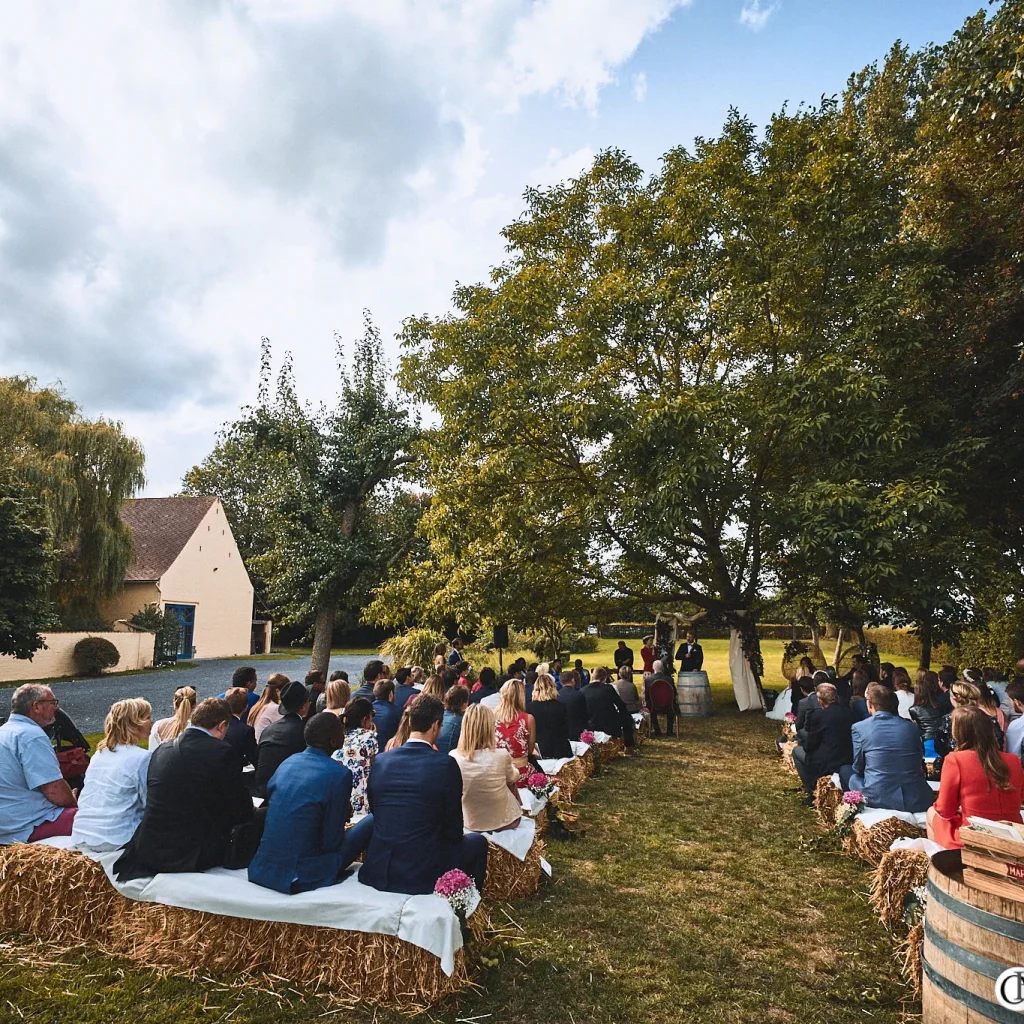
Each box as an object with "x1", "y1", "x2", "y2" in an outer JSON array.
[{"x1": 1, "y1": 698, "x2": 909, "y2": 1023}]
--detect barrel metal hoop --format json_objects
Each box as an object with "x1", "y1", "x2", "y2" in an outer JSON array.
[
  {"x1": 924, "y1": 920, "x2": 1011, "y2": 980},
  {"x1": 928, "y1": 876, "x2": 1024, "y2": 942},
  {"x1": 922, "y1": 957, "x2": 1020, "y2": 1024}
]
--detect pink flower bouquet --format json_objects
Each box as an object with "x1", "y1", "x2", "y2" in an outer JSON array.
[
  {"x1": 434, "y1": 868, "x2": 478, "y2": 919},
  {"x1": 784, "y1": 712, "x2": 797, "y2": 723},
  {"x1": 579, "y1": 730, "x2": 595, "y2": 745},
  {"x1": 526, "y1": 771, "x2": 554, "y2": 798},
  {"x1": 841, "y1": 790, "x2": 864, "y2": 807}
]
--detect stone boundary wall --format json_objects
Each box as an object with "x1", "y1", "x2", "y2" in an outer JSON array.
[{"x1": 0, "y1": 632, "x2": 156, "y2": 684}]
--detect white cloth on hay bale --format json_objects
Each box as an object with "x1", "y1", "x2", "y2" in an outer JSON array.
[
  {"x1": 39, "y1": 835, "x2": 471, "y2": 975},
  {"x1": 519, "y1": 789, "x2": 548, "y2": 816},
  {"x1": 827, "y1": 774, "x2": 934, "y2": 830},
  {"x1": 765, "y1": 687, "x2": 792, "y2": 721},
  {"x1": 538, "y1": 756, "x2": 573, "y2": 775},
  {"x1": 728, "y1": 629, "x2": 764, "y2": 712},
  {"x1": 889, "y1": 836, "x2": 945, "y2": 857},
  {"x1": 479, "y1": 817, "x2": 535, "y2": 861},
  {"x1": 569, "y1": 741, "x2": 591, "y2": 757}
]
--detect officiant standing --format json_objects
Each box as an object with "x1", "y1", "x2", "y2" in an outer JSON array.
[{"x1": 675, "y1": 631, "x2": 704, "y2": 672}]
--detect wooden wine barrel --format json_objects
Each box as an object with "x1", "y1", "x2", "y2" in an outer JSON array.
[
  {"x1": 922, "y1": 856, "x2": 1024, "y2": 1022},
  {"x1": 676, "y1": 671, "x2": 712, "y2": 717}
]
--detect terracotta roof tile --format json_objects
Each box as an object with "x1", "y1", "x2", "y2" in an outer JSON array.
[{"x1": 122, "y1": 496, "x2": 217, "y2": 582}]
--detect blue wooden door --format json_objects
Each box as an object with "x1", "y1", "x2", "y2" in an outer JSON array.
[{"x1": 164, "y1": 604, "x2": 196, "y2": 659}]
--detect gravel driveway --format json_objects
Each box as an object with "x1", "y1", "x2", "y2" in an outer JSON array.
[{"x1": 0, "y1": 655, "x2": 379, "y2": 734}]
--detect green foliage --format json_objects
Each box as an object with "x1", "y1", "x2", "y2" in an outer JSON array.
[
  {"x1": 0, "y1": 483, "x2": 56, "y2": 659},
  {"x1": 73, "y1": 635, "x2": 121, "y2": 675},
  {"x1": 0, "y1": 377, "x2": 145, "y2": 623},
  {"x1": 128, "y1": 604, "x2": 183, "y2": 666},
  {"x1": 379, "y1": 627, "x2": 447, "y2": 669}
]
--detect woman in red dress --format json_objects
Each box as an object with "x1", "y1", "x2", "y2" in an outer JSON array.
[
  {"x1": 494, "y1": 679, "x2": 536, "y2": 779},
  {"x1": 927, "y1": 705, "x2": 1024, "y2": 850},
  {"x1": 640, "y1": 636, "x2": 656, "y2": 675}
]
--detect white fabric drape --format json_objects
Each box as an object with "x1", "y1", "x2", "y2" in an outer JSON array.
[{"x1": 728, "y1": 628, "x2": 764, "y2": 712}]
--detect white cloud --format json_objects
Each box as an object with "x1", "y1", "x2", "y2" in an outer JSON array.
[
  {"x1": 739, "y1": 0, "x2": 779, "y2": 32},
  {"x1": 0, "y1": 0, "x2": 690, "y2": 495},
  {"x1": 633, "y1": 72, "x2": 649, "y2": 102}
]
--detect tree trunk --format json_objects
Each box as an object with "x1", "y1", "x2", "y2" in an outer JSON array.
[
  {"x1": 918, "y1": 617, "x2": 933, "y2": 670},
  {"x1": 810, "y1": 623, "x2": 821, "y2": 651},
  {"x1": 310, "y1": 605, "x2": 336, "y2": 678},
  {"x1": 833, "y1": 629, "x2": 844, "y2": 669},
  {"x1": 855, "y1": 624, "x2": 866, "y2": 650}
]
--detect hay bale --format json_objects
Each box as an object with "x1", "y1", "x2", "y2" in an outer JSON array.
[
  {"x1": 525, "y1": 804, "x2": 549, "y2": 838},
  {"x1": 900, "y1": 920, "x2": 923, "y2": 996},
  {"x1": 779, "y1": 740, "x2": 798, "y2": 775},
  {"x1": 870, "y1": 848, "x2": 930, "y2": 932},
  {"x1": 483, "y1": 836, "x2": 545, "y2": 901},
  {"x1": 0, "y1": 844, "x2": 476, "y2": 1008},
  {"x1": 815, "y1": 777, "x2": 841, "y2": 827},
  {"x1": 552, "y1": 757, "x2": 589, "y2": 803},
  {"x1": 844, "y1": 818, "x2": 926, "y2": 867}
]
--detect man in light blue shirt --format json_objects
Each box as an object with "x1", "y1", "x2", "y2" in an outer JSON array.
[
  {"x1": 1005, "y1": 680, "x2": 1024, "y2": 762},
  {"x1": 0, "y1": 684, "x2": 78, "y2": 844}
]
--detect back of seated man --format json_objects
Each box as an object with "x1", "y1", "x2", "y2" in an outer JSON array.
[
  {"x1": 392, "y1": 667, "x2": 418, "y2": 710},
  {"x1": 223, "y1": 686, "x2": 258, "y2": 769},
  {"x1": 0, "y1": 684, "x2": 78, "y2": 844},
  {"x1": 253, "y1": 680, "x2": 311, "y2": 795},
  {"x1": 557, "y1": 669, "x2": 589, "y2": 740},
  {"x1": 352, "y1": 659, "x2": 386, "y2": 702},
  {"x1": 793, "y1": 683, "x2": 853, "y2": 805},
  {"x1": 359, "y1": 695, "x2": 487, "y2": 895},
  {"x1": 248, "y1": 713, "x2": 373, "y2": 894},
  {"x1": 936, "y1": 665, "x2": 957, "y2": 715},
  {"x1": 218, "y1": 665, "x2": 259, "y2": 714},
  {"x1": 839, "y1": 683, "x2": 935, "y2": 813},
  {"x1": 795, "y1": 673, "x2": 825, "y2": 732},
  {"x1": 372, "y1": 679, "x2": 401, "y2": 749},
  {"x1": 114, "y1": 698, "x2": 253, "y2": 881},
  {"x1": 469, "y1": 666, "x2": 498, "y2": 705}
]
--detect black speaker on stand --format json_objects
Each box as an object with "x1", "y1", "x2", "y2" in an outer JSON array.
[{"x1": 493, "y1": 623, "x2": 509, "y2": 674}]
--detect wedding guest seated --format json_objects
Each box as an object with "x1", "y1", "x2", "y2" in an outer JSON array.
[
  {"x1": 352, "y1": 660, "x2": 386, "y2": 701},
  {"x1": 839, "y1": 683, "x2": 934, "y2": 813},
  {"x1": 218, "y1": 666, "x2": 259, "y2": 714},
  {"x1": 71, "y1": 699, "x2": 152, "y2": 849},
  {"x1": 359, "y1": 696, "x2": 488, "y2": 894},
  {"x1": 557, "y1": 669, "x2": 589, "y2": 741},
  {"x1": 253, "y1": 681, "x2": 311, "y2": 795},
  {"x1": 573, "y1": 658, "x2": 591, "y2": 686},
  {"x1": 909, "y1": 670, "x2": 944, "y2": 759},
  {"x1": 437, "y1": 685, "x2": 470, "y2": 755},
  {"x1": 614, "y1": 666, "x2": 642, "y2": 714},
  {"x1": 316, "y1": 670, "x2": 349, "y2": 714},
  {"x1": 927, "y1": 706, "x2": 1024, "y2": 849},
  {"x1": 936, "y1": 665, "x2": 957, "y2": 714},
  {"x1": 372, "y1": 679, "x2": 401, "y2": 750},
  {"x1": 644, "y1": 661, "x2": 678, "y2": 737},
  {"x1": 469, "y1": 666, "x2": 498, "y2": 705},
  {"x1": 333, "y1": 697, "x2": 377, "y2": 815},
  {"x1": 385, "y1": 702, "x2": 412, "y2": 752},
  {"x1": 792, "y1": 683, "x2": 853, "y2": 805},
  {"x1": 44, "y1": 705, "x2": 91, "y2": 792},
  {"x1": 530, "y1": 673, "x2": 572, "y2": 758},
  {"x1": 1005, "y1": 680, "x2": 1024, "y2": 760},
  {"x1": 150, "y1": 686, "x2": 197, "y2": 751},
  {"x1": 420, "y1": 673, "x2": 446, "y2": 701},
  {"x1": 223, "y1": 687, "x2": 258, "y2": 769},
  {"x1": 247, "y1": 674, "x2": 287, "y2": 740},
  {"x1": 322, "y1": 677, "x2": 351, "y2": 719},
  {"x1": 248, "y1": 713, "x2": 373, "y2": 893},
  {"x1": 893, "y1": 667, "x2": 915, "y2": 718},
  {"x1": 450, "y1": 704, "x2": 522, "y2": 833},
  {"x1": 794, "y1": 674, "x2": 823, "y2": 731},
  {"x1": 934, "y1": 681, "x2": 1003, "y2": 770},
  {"x1": 0, "y1": 685, "x2": 78, "y2": 844},
  {"x1": 392, "y1": 667, "x2": 418, "y2": 710},
  {"x1": 495, "y1": 680, "x2": 537, "y2": 776},
  {"x1": 584, "y1": 668, "x2": 635, "y2": 748},
  {"x1": 849, "y1": 674, "x2": 870, "y2": 724},
  {"x1": 978, "y1": 680, "x2": 1008, "y2": 736},
  {"x1": 113, "y1": 698, "x2": 254, "y2": 881}
]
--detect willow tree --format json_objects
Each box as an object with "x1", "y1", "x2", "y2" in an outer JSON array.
[
  {"x1": 0, "y1": 377, "x2": 145, "y2": 624},
  {"x1": 188, "y1": 315, "x2": 419, "y2": 676},
  {"x1": 382, "y1": 88, "x2": 921, "y2": 696}
]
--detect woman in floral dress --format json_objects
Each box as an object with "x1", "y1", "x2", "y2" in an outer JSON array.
[
  {"x1": 494, "y1": 679, "x2": 536, "y2": 779},
  {"x1": 332, "y1": 697, "x2": 378, "y2": 816}
]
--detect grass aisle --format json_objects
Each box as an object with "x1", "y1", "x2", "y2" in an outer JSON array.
[{"x1": 0, "y1": 703, "x2": 909, "y2": 1023}]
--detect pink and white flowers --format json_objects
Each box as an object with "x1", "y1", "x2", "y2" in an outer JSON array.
[
  {"x1": 434, "y1": 869, "x2": 478, "y2": 919},
  {"x1": 579, "y1": 730, "x2": 595, "y2": 745}
]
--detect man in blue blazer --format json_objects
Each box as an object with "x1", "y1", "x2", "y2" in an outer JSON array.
[
  {"x1": 248, "y1": 713, "x2": 372, "y2": 894},
  {"x1": 839, "y1": 683, "x2": 935, "y2": 813},
  {"x1": 371, "y1": 679, "x2": 402, "y2": 750},
  {"x1": 358, "y1": 696, "x2": 487, "y2": 895},
  {"x1": 391, "y1": 667, "x2": 418, "y2": 711}
]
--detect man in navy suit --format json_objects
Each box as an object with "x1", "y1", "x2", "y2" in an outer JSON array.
[
  {"x1": 371, "y1": 679, "x2": 401, "y2": 749},
  {"x1": 557, "y1": 669, "x2": 589, "y2": 740},
  {"x1": 358, "y1": 696, "x2": 487, "y2": 895},
  {"x1": 391, "y1": 667, "x2": 418, "y2": 711},
  {"x1": 839, "y1": 683, "x2": 935, "y2": 812}
]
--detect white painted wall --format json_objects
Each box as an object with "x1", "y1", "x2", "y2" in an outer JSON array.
[{"x1": 0, "y1": 631, "x2": 156, "y2": 683}]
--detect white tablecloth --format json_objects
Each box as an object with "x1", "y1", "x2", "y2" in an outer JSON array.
[{"x1": 480, "y1": 817, "x2": 536, "y2": 861}]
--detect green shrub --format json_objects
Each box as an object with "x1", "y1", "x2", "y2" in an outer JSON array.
[
  {"x1": 380, "y1": 627, "x2": 448, "y2": 670},
  {"x1": 73, "y1": 636, "x2": 121, "y2": 676},
  {"x1": 570, "y1": 633, "x2": 599, "y2": 654},
  {"x1": 128, "y1": 605, "x2": 182, "y2": 666}
]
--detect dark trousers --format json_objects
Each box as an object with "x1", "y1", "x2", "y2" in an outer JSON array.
[
  {"x1": 651, "y1": 708, "x2": 676, "y2": 736},
  {"x1": 793, "y1": 745, "x2": 823, "y2": 799},
  {"x1": 338, "y1": 814, "x2": 375, "y2": 873},
  {"x1": 441, "y1": 832, "x2": 488, "y2": 892}
]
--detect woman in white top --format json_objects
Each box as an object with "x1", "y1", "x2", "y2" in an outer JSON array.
[
  {"x1": 71, "y1": 698, "x2": 152, "y2": 850},
  {"x1": 246, "y1": 673, "x2": 289, "y2": 741},
  {"x1": 149, "y1": 686, "x2": 196, "y2": 750},
  {"x1": 893, "y1": 667, "x2": 916, "y2": 719},
  {"x1": 450, "y1": 704, "x2": 521, "y2": 833}
]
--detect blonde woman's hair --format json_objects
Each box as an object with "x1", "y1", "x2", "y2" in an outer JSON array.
[
  {"x1": 409, "y1": 666, "x2": 424, "y2": 685},
  {"x1": 420, "y1": 674, "x2": 445, "y2": 699},
  {"x1": 387, "y1": 704, "x2": 413, "y2": 751},
  {"x1": 456, "y1": 703, "x2": 497, "y2": 761},
  {"x1": 951, "y1": 681, "x2": 981, "y2": 708},
  {"x1": 536, "y1": 662, "x2": 550, "y2": 677},
  {"x1": 325, "y1": 678, "x2": 351, "y2": 711},
  {"x1": 247, "y1": 673, "x2": 288, "y2": 727},
  {"x1": 532, "y1": 673, "x2": 557, "y2": 702},
  {"x1": 158, "y1": 686, "x2": 197, "y2": 741},
  {"x1": 99, "y1": 698, "x2": 152, "y2": 752},
  {"x1": 495, "y1": 679, "x2": 526, "y2": 724}
]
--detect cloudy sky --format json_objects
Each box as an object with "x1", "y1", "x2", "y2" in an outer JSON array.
[{"x1": 0, "y1": 0, "x2": 983, "y2": 496}]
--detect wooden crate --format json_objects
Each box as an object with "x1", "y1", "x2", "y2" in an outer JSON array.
[{"x1": 960, "y1": 825, "x2": 1024, "y2": 902}]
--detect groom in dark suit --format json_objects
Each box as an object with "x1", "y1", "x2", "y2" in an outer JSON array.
[
  {"x1": 675, "y1": 630, "x2": 704, "y2": 672},
  {"x1": 358, "y1": 695, "x2": 487, "y2": 895},
  {"x1": 114, "y1": 697, "x2": 254, "y2": 881}
]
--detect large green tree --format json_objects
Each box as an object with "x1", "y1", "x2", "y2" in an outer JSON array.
[
  {"x1": 186, "y1": 315, "x2": 420, "y2": 675},
  {"x1": 0, "y1": 377, "x2": 145, "y2": 624}
]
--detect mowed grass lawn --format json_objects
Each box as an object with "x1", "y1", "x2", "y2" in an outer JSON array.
[{"x1": 1, "y1": 660, "x2": 913, "y2": 1024}]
